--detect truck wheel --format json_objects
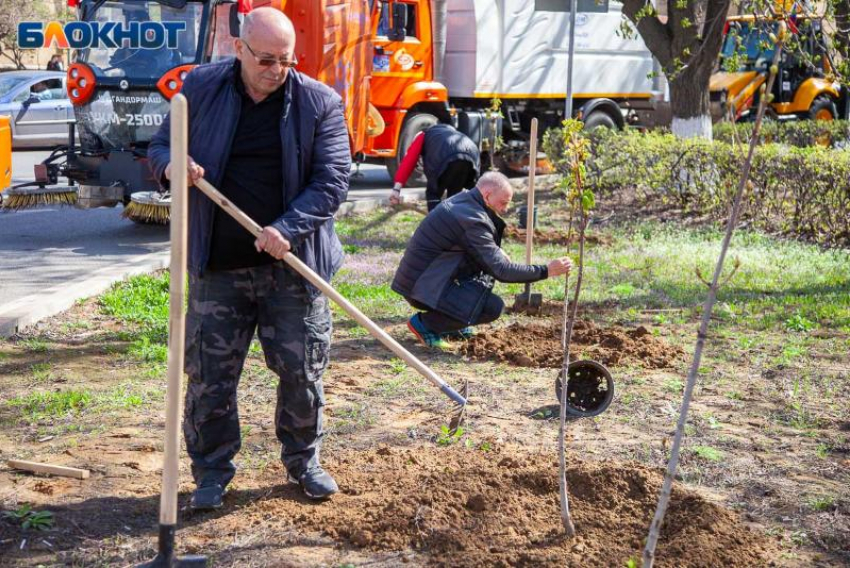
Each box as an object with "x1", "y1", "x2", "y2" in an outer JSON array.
[
  {"x1": 809, "y1": 95, "x2": 837, "y2": 121},
  {"x1": 583, "y1": 111, "x2": 618, "y2": 130},
  {"x1": 387, "y1": 112, "x2": 438, "y2": 187}
]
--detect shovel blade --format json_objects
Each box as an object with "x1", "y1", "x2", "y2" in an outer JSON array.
[
  {"x1": 448, "y1": 379, "x2": 469, "y2": 434},
  {"x1": 513, "y1": 292, "x2": 544, "y2": 311}
]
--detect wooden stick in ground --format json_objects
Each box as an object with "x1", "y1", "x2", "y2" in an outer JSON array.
[
  {"x1": 524, "y1": 118, "x2": 539, "y2": 267},
  {"x1": 7, "y1": 459, "x2": 89, "y2": 480},
  {"x1": 193, "y1": 178, "x2": 467, "y2": 407},
  {"x1": 158, "y1": 93, "x2": 188, "y2": 529},
  {"x1": 641, "y1": 30, "x2": 786, "y2": 568}
]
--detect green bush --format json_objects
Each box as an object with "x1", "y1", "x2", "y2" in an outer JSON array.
[
  {"x1": 713, "y1": 120, "x2": 850, "y2": 148},
  {"x1": 543, "y1": 127, "x2": 850, "y2": 246}
]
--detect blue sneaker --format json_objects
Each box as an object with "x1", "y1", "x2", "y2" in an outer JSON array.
[
  {"x1": 407, "y1": 314, "x2": 451, "y2": 349},
  {"x1": 445, "y1": 326, "x2": 476, "y2": 340}
]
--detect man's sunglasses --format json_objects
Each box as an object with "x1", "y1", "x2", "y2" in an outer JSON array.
[{"x1": 243, "y1": 41, "x2": 298, "y2": 68}]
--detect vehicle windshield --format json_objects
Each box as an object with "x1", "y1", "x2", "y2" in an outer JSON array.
[
  {"x1": 0, "y1": 76, "x2": 30, "y2": 99},
  {"x1": 78, "y1": 1, "x2": 205, "y2": 80},
  {"x1": 721, "y1": 22, "x2": 777, "y2": 71}
]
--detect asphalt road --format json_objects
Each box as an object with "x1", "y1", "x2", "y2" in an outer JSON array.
[{"x1": 0, "y1": 149, "x2": 398, "y2": 336}]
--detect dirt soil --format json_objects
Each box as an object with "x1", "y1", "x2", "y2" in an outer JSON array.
[
  {"x1": 460, "y1": 318, "x2": 683, "y2": 369},
  {"x1": 243, "y1": 447, "x2": 773, "y2": 568},
  {"x1": 504, "y1": 226, "x2": 611, "y2": 246},
  {"x1": 0, "y1": 444, "x2": 775, "y2": 568}
]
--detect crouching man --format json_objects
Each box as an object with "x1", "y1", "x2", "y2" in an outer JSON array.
[{"x1": 391, "y1": 171, "x2": 572, "y2": 348}]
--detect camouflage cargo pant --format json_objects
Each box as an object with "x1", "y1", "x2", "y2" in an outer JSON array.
[{"x1": 183, "y1": 262, "x2": 331, "y2": 489}]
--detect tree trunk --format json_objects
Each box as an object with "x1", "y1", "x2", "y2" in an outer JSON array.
[
  {"x1": 668, "y1": 59, "x2": 714, "y2": 139},
  {"x1": 621, "y1": 0, "x2": 731, "y2": 140}
]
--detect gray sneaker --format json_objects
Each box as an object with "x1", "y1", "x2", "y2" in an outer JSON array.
[
  {"x1": 189, "y1": 483, "x2": 224, "y2": 511},
  {"x1": 288, "y1": 467, "x2": 339, "y2": 500}
]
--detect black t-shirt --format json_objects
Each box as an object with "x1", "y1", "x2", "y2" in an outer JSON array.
[{"x1": 207, "y1": 67, "x2": 288, "y2": 271}]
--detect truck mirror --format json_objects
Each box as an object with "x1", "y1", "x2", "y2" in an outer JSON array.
[
  {"x1": 389, "y1": 2, "x2": 407, "y2": 41},
  {"x1": 229, "y1": 3, "x2": 240, "y2": 38}
]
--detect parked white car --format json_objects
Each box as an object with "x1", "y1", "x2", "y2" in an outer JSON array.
[{"x1": 0, "y1": 70, "x2": 77, "y2": 149}]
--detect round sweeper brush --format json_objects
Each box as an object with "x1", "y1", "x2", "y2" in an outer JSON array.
[
  {"x1": 122, "y1": 191, "x2": 171, "y2": 225},
  {"x1": 0, "y1": 185, "x2": 78, "y2": 211}
]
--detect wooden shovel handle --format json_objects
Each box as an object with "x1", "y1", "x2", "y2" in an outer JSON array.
[
  {"x1": 193, "y1": 178, "x2": 467, "y2": 406},
  {"x1": 525, "y1": 118, "x2": 538, "y2": 265},
  {"x1": 160, "y1": 93, "x2": 189, "y2": 526}
]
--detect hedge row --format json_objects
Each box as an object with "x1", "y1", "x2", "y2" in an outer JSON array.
[
  {"x1": 713, "y1": 120, "x2": 850, "y2": 148},
  {"x1": 543, "y1": 127, "x2": 850, "y2": 246}
]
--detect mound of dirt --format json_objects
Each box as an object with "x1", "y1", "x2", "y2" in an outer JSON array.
[
  {"x1": 245, "y1": 447, "x2": 773, "y2": 567},
  {"x1": 460, "y1": 319, "x2": 682, "y2": 369},
  {"x1": 504, "y1": 226, "x2": 611, "y2": 246}
]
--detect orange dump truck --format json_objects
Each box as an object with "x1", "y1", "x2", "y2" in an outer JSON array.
[{"x1": 256, "y1": 0, "x2": 374, "y2": 152}]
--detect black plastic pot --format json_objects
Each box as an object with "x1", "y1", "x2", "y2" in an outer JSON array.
[{"x1": 555, "y1": 360, "x2": 615, "y2": 417}]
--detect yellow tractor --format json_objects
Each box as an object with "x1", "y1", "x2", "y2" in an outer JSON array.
[{"x1": 710, "y1": 14, "x2": 844, "y2": 122}]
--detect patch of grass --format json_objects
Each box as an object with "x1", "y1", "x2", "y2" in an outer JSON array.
[
  {"x1": 8, "y1": 389, "x2": 92, "y2": 420},
  {"x1": 435, "y1": 424, "x2": 464, "y2": 446},
  {"x1": 783, "y1": 401, "x2": 823, "y2": 431},
  {"x1": 30, "y1": 363, "x2": 53, "y2": 383},
  {"x1": 142, "y1": 363, "x2": 167, "y2": 380},
  {"x1": 815, "y1": 443, "x2": 830, "y2": 459},
  {"x1": 725, "y1": 390, "x2": 744, "y2": 401},
  {"x1": 806, "y1": 495, "x2": 835, "y2": 512},
  {"x1": 785, "y1": 312, "x2": 816, "y2": 333},
  {"x1": 3, "y1": 504, "x2": 54, "y2": 531},
  {"x1": 367, "y1": 374, "x2": 414, "y2": 398},
  {"x1": 127, "y1": 334, "x2": 168, "y2": 363},
  {"x1": 98, "y1": 384, "x2": 150, "y2": 410},
  {"x1": 329, "y1": 403, "x2": 374, "y2": 435},
  {"x1": 388, "y1": 358, "x2": 406, "y2": 375},
  {"x1": 702, "y1": 413, "x2": 721, "y2": 430},
  {"x1": 19, "y1": 339, "x2": 49, "y2": 353},
  {"x1": 690, "y1": 445, "x2": 724, "y2": 462},
  {"x1": 663, "y1": 378, "x2": 684, "y2": 394},
  {"x1": 60, "y1": 320, "x2": 93, "y2": 333},
  {"x1": 100, "y1": 273, "x2": 170, "y2": 333},
  {"x1": 620, "y1": 391, "x2": 649, "y2": 406},
  {"x1": 331, "y1": 282, "x2": 406, "y2": 318},
  {"x1": 497, "y1": 222, "x2": 850, "y2": 335},
  {"x1": 608, "y1": 283, "x2": 639, "y2": 298},
  {"x1": 6, "y1": 383, "x2": 157, "y2": 422},
  {"x1": 774, "y1": 342, "x2": 808, "y2": 367}
]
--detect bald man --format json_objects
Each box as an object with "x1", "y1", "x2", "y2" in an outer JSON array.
[
  {"x1": 148, "y1": 7, "x2": 350, "y2": 507},
  {"x1": 392, "y1": 172, "x2": 572, "y2": 348}
]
